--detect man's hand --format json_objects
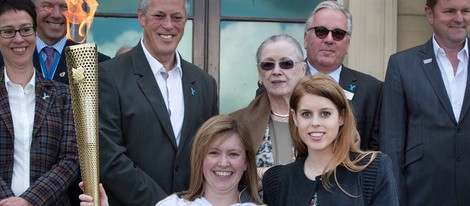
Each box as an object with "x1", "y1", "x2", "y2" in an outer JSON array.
[{"x1": 0, "y1": 197, "x2": 32, "y2": 206}]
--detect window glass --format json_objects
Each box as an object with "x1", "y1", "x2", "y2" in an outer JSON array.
[
  {"x1": 88, "y1": 18, "x2": 193, "y2": 60},
  {"x1": 221, "y1": 0, "x2": 320, "y2": 19},
  {"x1": 219, "y1": 21, "x2": 306, "y2": 114},
  {"x1": 97, "y1": 0, "x2": 193, "y2": 16}
]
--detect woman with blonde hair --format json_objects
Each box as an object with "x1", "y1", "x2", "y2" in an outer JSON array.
[
  {"x1": 79, "y1": 115, "x2": 263, "y2": 206},
  {"x1": 262, "y1": 74, "x2": 398, "y2": 205}
]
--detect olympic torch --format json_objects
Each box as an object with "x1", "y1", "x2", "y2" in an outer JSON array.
[{"x1": 63, "y1": 0, "x2": 100, "y2": 205}]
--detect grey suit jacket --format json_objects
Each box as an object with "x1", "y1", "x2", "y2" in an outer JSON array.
[
  {"x1": 98, "y1": 43, "x2": 218, "y2": 206},
  {"x1": 381, "y1": 38, "x2": 470, "y2": 206}
]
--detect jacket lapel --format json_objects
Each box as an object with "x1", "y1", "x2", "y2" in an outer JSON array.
[
  {"x1": 339, "y1": 66, "x2": 358, "y2": 95},
  {"x1": 420, "y1": 39, "x2": 457, "y2": 124},
  {"x1": 177, "y1": 59, "x2": 200, "y2": 156},
  {"x1": 33, "y1": 48, "x2": 41, "y2": 74},
  {"x1": 132, "y1": 44, "x2": 177, "y2": 148},
  {"x1": 53, "y1": 40, "x2": 75, "y2": 81},
  {"x1": 458, "y1": 38, "x2": 470, "y2": 124},
  {"x1": 0, "y1": 69, "x2": 14, "y2": 137},
  {"x1": 32, "y1": 74, "x2": 54, "y2": 137}
]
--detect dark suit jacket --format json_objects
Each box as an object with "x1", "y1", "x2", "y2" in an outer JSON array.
[
  {"x1": 255, "y1": 66, "x2": 382, "y2": 151},
  {"x1": 381, "y1": 38, "x2": 470, "y2": 206},
  {"x1": 339, "y1": 66, "x2": 382, "y2": 151},
  {"x1": 0, "y1": 40, "x2": 110, "y2": 85},
  {"x1": 0, "y1": 68, "x2": 79, "y2": 205},
  {"x1": 98, "y1": 43, "x2": 218, "y2": 206}
]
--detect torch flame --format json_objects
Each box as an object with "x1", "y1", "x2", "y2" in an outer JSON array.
[{"x1": 63, "y1": 0, "x2": 99, "y2": 43}]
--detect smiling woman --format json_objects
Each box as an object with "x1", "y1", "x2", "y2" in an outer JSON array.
[
  {"x1": 0, "y1": 9, "x2": 36, "y2": 72},
  {"x1": 0, "y1": 1, "x2": 80, "y2": 205},
  {"x1": 79, "y1": 115, "x2": 264, "y2": 206},
  {"x1": 173, "y1": 115, "x2": 262, "y2": 206},
  {"x1": 262, "y1": 74, "x2": 398, "y2": 206}
]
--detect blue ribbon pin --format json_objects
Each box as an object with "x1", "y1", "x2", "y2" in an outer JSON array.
[
  {"x1": 43, "y1": 93, "x2": 50, "y2": 100},
  {"x1": 349, "y1": 84, "x2": 356, "y2": 92},
  {"x1": 190, "y1": 87, "x2": 196, "y2": 95}
]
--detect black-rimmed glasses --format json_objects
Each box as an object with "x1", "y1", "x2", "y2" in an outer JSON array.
[
  {"x1": 307, "y1": 26, "x2": 349, "y2": 41},
  {"x1": 0, "y1": 27, "x2": 35, "y2": 39},
  {"x1": 260, "y1": 60, "x2": 295, "y2": 71}
]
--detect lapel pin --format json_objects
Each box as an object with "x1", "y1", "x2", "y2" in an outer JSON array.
[
  {"x1": 423, "y1": 58, "x2": 433, "y2": 64},
  {"x1": 190, "y1": 87, "x2": 196, "y2": 95},
  {"x1": 43, "y1": 93, "x2": 50, "y2": 100},
  {"x1": 349, "y1": 84, "x2": 356, "y2": 92},
  {"x1": 59, "y1": 72, "x2": 66, "y2": 77}
]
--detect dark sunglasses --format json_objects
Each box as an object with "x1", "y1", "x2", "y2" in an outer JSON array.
[
  {"x1": 260, "y1": 60, "x2": 295, "y2": 71},
  {"x1": 307, "y1": 26, "x2": 349, "y2": 41}
]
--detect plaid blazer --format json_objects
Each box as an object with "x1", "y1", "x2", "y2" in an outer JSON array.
[{"x1": 0, "y1": 68, "x2": 79, "y2": 206}]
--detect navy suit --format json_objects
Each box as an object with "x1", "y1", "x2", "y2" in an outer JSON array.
[{"x1": 381, "y1": 38, "x2": 470, "y2": 206}]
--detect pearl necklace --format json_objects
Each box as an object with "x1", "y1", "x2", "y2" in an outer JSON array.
[{"x1": 271, "y1": 111, "x2": 289, "y2": 118}]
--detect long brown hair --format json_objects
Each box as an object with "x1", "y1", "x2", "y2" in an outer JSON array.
[
  {"x1": 289, "y1": 74, "x2": 378, "y2": 193},
  {"x1": 184, "y1": 115, "x2": 261, "y2": 204}
]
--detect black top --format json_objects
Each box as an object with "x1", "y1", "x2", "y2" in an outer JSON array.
[{"x1": 262, "y1": 153, "x2": 398, "y2": 206}]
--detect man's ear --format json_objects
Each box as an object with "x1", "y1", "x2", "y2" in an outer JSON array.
[
  {"x1": 424, "y1": 6, "x2": 434, "y2": 25},
  {"x1": 138, "y1": 9, "x2": 145, "y2": 27}
]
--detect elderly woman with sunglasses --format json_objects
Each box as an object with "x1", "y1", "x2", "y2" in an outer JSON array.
[{"x1": 231, "y1": 34, "x2": 307, "y2": 182}]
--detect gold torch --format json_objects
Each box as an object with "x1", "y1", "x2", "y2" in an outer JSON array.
[{"x1": 63, "y1": 0, "x2": 100, "y2": 205}]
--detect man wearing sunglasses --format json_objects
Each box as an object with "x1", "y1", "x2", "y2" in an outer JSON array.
[
  {"x1": 381, "y1": 0, "x2": 470, "y2": 205},
  {"x1": 303, "y1": 1, "x2": 382, "y2": 151}
]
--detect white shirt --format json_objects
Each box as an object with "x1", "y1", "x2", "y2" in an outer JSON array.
[
  {"x1": 141, "y1": 40, "x2": 185, "y2": 146},
  {"x1": 307, "y1": 60, "x2": 342, "y2": 83},
  {"x1": 433, "y1": 35, "x2": 468, "y2": 122},
  {"x1": 156, "y1": 194, "x2": 260, "y2": 206},
  {"x1": 4, "y1": 69, "x2": 36, "y2": 196}
]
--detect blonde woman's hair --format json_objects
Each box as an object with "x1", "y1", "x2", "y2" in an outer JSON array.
[
  {"x1": 184, "y1": 115, "x2": 261, "y2": 204},
  {"x1": 289, "y1": 74, "x2": 378, "y2": 195}
]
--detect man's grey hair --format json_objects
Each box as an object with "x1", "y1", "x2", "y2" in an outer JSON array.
[
  {"x1": 138, "y1": 0, "x2": 190, "y2": 17},
  {"x1": 256, "y1": 34, "x2": 304, "y2": 64},
  {"x1": 305, "y1": 1, "x2": 352, "y2": 37}
]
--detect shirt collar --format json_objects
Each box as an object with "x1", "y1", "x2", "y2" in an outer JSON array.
[
  {"x1": 307, "y1": 60, "x2": 342, "y2": 83},
  {"x1": 36, "y1": 35, "x2": 67, "y2": 54},
  {"x1": 432, "y1": 34, "x2": 469, "y2": 58},
  {"x1": 4, "y1": 67, "x2": 36, "y2": 92},
  {"x1": 140, "y1": 39, "x2": 183, "y2": 77}
]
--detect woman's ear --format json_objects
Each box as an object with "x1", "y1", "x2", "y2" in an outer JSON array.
[
  {"x1": 291, "y1": 109, "x2": 298, "y2": 126},
  {"x1": 339, "y1": 109, "x2": 345, "y2": 126}
]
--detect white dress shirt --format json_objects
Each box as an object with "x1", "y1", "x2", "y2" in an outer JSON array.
[
  {"x1": 4, "y1": 69, "x2": 36, "y2": 196},
  {"x1": 141, "y1": 40, "x2": 185, "y2": 146},
  {"x1": 307, "y1": 60, "x2": 342, "y2": 83},
  {"x1": 433, "y1": 36, "x2": 468, "y2": 122}
]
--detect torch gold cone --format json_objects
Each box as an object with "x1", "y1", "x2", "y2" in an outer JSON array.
[{"x1": 65, "y1": 43, "x2": 100, "y2": 206}]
